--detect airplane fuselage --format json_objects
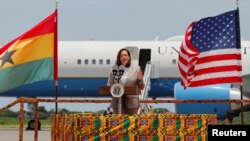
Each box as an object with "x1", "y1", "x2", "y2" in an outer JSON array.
[
  {"x1": 2, "y1": 40, "x2": 250, "y2": 98},
  {"x1": 1, "y1": 39, "x2": 250, "y2": 119}
]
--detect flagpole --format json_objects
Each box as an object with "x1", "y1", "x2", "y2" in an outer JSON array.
[
  {"x1": 55, "y1": 1, "x2": 59, "y2": 115},
  {"x1": 54, "y1": 1, "x2": 59, "y2": 141},
  {"x1": 236, "y1": 0, "x2": 244, "y2": 125}
]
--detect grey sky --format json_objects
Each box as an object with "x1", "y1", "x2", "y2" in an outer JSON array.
[
  {"x1": 0, "y1": 0, "x2": 249, "y2": 46},
  {"x1": 0, "y1": 0, "x2": 249, "y2": 112}
]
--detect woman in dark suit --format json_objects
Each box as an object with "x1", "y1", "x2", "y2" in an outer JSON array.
[{"x1": 107, "y1": 48, "x2": 144, "y2": 115}]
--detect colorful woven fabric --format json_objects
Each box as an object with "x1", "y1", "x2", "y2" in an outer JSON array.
[{"x1": 51, "y1": 113, "x2": 217, "y2": 141}]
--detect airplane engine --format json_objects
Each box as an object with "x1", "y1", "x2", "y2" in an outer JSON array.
[{"x1": 174, "y1": 82, "x2": 241, "y2": 119}]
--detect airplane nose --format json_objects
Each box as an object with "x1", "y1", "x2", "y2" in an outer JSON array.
[
  {"x1": 229, "y1": 87, "x2": 249, "y2": 111},
  {"x1": 229, "y1": 87, "x2": 241, "y2": 111}
]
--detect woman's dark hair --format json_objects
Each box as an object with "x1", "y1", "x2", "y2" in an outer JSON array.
[{"x1": 116, "y1": 48, "x2": 131, "y2": 68}]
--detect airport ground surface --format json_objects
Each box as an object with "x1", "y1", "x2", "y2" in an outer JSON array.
[{"x1": 0, "y1": 128, "x2": 51, "y2": 141}]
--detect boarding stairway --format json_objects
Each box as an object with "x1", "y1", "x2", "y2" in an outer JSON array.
[{"x1": 138, "y1": 61, "x2": 152, "y2": 113}]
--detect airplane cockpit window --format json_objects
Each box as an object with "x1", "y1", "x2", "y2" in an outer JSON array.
[
  {"x1": 77, "y1": 59, "x2": 81, "y2": 65},
  {"x1": 84, "y1": 59, "x2": 88, "y2": 65},
  {"x1": 99, "y1": 59, "x2": 103, "y2": 65},
  {"x1": 106, "y1": 59, "x2": 110, "y2": 65},
  {"x1": 92, "y1": 59, "x2": 96, "y2": 65}
]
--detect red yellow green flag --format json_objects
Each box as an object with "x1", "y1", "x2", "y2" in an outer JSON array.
[{"x1": 0, "y1": 10, "x2": 57, "y2": 93}]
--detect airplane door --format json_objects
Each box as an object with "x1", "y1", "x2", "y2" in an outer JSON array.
[{"x1": 139, "y1": 49, "x2": 151, "y2": 73}]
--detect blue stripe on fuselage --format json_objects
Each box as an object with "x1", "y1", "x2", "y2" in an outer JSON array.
[{"x1": 0, "y1": 78, "x2": 179, "y2": 98}]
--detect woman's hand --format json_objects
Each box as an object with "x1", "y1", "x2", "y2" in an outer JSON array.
[
  {"x1": 137, "y1": 69, "x2": 144, "y2": 89},
  {"x1": 137, "y1": 69, "x2": 143, "y2": 80}
]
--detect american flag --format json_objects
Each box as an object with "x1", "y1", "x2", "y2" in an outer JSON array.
[{"x1": 178, "y1": 10, "x2": 242, "y2": 88}]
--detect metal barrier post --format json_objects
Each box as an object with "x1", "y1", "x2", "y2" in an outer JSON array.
[
  {"x1": 34, "y1": 100, "x2": 39, "y2": 141},
  {"x1": 19, "y1": 98, "x2": 24, "y2": 141}
]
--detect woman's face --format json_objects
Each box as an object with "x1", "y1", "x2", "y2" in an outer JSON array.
[{"x1": 120, "y1": 50, "x2": 130, "y2": 66}]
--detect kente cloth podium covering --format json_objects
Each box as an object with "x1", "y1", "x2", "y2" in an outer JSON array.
[{"x1": 51, "y1": 113, "x2": 217, "y2": 141}]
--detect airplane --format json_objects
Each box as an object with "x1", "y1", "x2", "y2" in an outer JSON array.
[{"x1": 1, "y1": 36, "x2": 250, "y2": 129}]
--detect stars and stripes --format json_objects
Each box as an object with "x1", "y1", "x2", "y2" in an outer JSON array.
[{"x1": 178, "y1": 10, "x2": 242, "y2": 88}]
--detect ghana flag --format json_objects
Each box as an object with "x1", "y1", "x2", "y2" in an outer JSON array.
[{"x1": 0, "y1": 10, "x2": 57, "y2": 93}]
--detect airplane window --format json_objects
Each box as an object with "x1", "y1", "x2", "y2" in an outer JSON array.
[
  {"x1": 99, "y1": 59, "x2": 103, "y2": 64},
  {"x1": 92, "y1": 59, "x2": 96, "y2": 65},
  {"x1": 106, "y1": 59, "x2": 110, "y2": 64},
  {"x1": 84, "y1": 59, "x2": 88, "y2": 65},
  {"x1": 172, "y1": 59, "x2": 176, "y2": 65},
  {"x1": 77, "y1": 59, "x2": 81, "y2": 65}
]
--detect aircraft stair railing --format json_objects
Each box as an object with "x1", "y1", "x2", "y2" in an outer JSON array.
[{"x1": 138, "y1": 61, "x2": 152, "y2": 113}]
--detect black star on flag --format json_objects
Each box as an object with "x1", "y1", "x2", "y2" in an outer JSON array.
[{"x1": 0, "y1": 50, "x2": 16, "y2": 68}]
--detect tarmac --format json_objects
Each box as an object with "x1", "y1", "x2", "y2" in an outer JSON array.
[{"x1": 0, "y1": 128, "x2": 51, "y2": 141}]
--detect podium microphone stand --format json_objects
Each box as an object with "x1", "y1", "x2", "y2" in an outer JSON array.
[{"x1": 99, "y1": 65, "x2": 140, "y2": 114}]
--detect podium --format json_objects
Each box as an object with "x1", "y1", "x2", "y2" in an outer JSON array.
[
  {"x1": 99, "y1": 86, "x2": 141, "y2": 95},
  {"x1": 99, "y1": 86, "x2": 141, "y2": 114}
]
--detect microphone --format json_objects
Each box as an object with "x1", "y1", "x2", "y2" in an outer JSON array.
[
  {"x1": 112, "y1": 65, "x2": 118, "y2": 76},
  {"x1": 112, "y1": 65, "x2": 119, "y2": 81},
  {"x1": 118, "y1": 65, "x2": 125, "y2": 76}
]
